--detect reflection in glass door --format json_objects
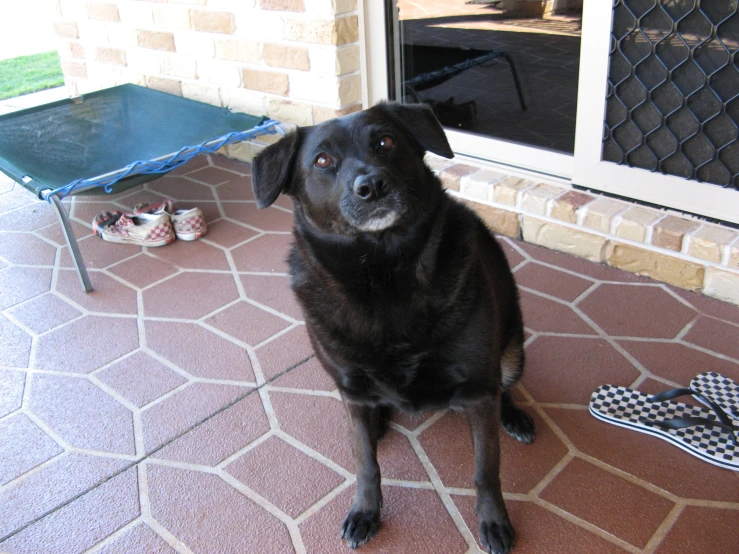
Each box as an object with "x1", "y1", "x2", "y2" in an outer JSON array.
[{"x1": 393, "y1": 0, "x2": 583, "y2": 154}]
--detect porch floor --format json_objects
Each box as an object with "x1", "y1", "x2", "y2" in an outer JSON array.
[{"x1": 0, "y1": 155, "x2": 737, "y2": 554}]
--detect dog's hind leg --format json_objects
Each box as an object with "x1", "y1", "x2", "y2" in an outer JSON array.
[
  {"x1": 341, "y1": 398, "x2": 383, "y2": 548},
  {"x1": 500, "y1": 335, "x2": 535, "y2": 444}
]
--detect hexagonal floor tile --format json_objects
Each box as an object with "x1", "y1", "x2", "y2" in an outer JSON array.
[
  {"x1": 34, "y1": 218, "x2": 92, "y2": 246},
  {"x1": 683, "y1": 316, "x2": 739, "y2": 361},
  {"x1": 242, "y1": 274, "x2": 303, "y2": 321},
  {"x1": 223, "y1": 203, "x2": 293, "y2": 233},
  {"x1": 93, "y1": 522, "x2": 175, "y2": 554},
  {"x1": 300, "y1": 485, "x2": 468, "y2": 554},
  {"x1": 69, "y1": 200, "x2": 120, "y2": 223},
  {"x1": 7, "y1": 294, "x2": 82, "y2": 334},
  {"x1": 143, "y1": 273, "x2": 238, "y2": 319},
  {"x1": 149, "y1": 176, "x2": 216, "y2": 201},
  {"x1": 185, "y1": 166, "x2": 239, "y2": 185},
  {"x1": 141, "y1": 382, "x2": 248, "y2": 451},
  {"x1": 271, "y1": 357, "x2": 336, "y2": 392},
  {"x1": 671, "y1": 287, "x2": 739, "y2": 325},
  {"x1": 418, "y1": 410, "x2": 567, "y2": 493},
  {"x1": 0, "y1": 314, "x2": 32, "y2": 368},
  {"x1": 226, "y1": 435, "x2": 345, "y2": 518},
  {"x1": 35, "y1": 315, "x2": 139, "y2": 373},
  {"x1": 452, "y1": 497, "x2": 627, "y2": 554},
  {"x1": 146, "y1": 465, "x2": 294, "y2": 553},
  {"x1": 96, "y1": 352, "x2": 188, "y2": 408},
  {"x1": 0, "y1": 202, "x2": 58, "y2": 232},
  {"x1": 0, "y1": 369, "x2": 25, "y2": 417},
  {"x1": 255, "y1": 325, "x2": 313, "y2": 381},
  {"x1": 0, "y1": 453, "x2": 130, "y2": 537},
  {"x1": 0, "y1": 266, "x2": 52, "y2": 310},
  {"x1": 0, "y1": 232, "x2": 57, "y2": 265},
  {"x1": 231, "y1": 234, "x2": 292, "y2": 273},
  {"x1": 215, "y1": 175, "x2": 254, "y2": 201},
  {"x1": 0, "y1": 467, "x2": 139, "y2": 554},
  {"x1": 146, "y1": 321, "x2": 254, "y2": 381},
  {"x1": 112, "y1": 189, "x2": 168, "y2": 211},
  {"x1": 654, "y1": 506, "x2": 739, "y2": 554},
  {"x1": 617, "y1": 340, "x2": 739, "y2": 385},
  {"x1": 148, "y1": 239, "x2": 230, "y2": 271},
  {"x1": 59, "y1": 234, "x2": 141, "y2": 270},
  {"x1": 578, "y1": 284, "x2": 696, "y2": 339},
  {"x1": 55, "y1": 269, "x2": 138, "y2": 315},
  {"x1": 210, "y1": 154, "x2": 250, "y2": 173},
  {"x1": 205, "y1": 300, "x2": 291, "y2": 347},
  {"x1": 107, "y1": 253, "x2": 178, "y2": 289},
  {"x1": 539, "y1": 457, "x2": 675, "y2": 548},
  {"x1": 0, "y1": 413, "x2": 64, "y2": 485},
  {"x1": 519, "y1": 290, "x2": 596, "y2": 335},
  {"x1": 498, "y1": 238, "x2": 526, "y2": 267},
  {"x1": 545, "y1": 407, "x2": 739, "y2": 502},
  {"x1": 269, "y1": 391, "x2": 428, "y2": 480},
  {"x1": 29, "y1": 374, "x2": 136, "y2": 455},
  {"x1": 0, "y1": 190, "x2": 34, "y2": 214},
  {"x1": 153, "y1": 392, "x2": 269, "y2": 466},
  {"x1": 269, "y1": 392, "x2": 354, "y2": 472},
  {"x1": 514, "y1": 262, "x2": 593, "y2": 302},
  {"x1": 523, "y1": 336, "x2": 640, "y2": 405},
  {"x1": 203, "y1": 219, "x2": 258, "y2": 249}
]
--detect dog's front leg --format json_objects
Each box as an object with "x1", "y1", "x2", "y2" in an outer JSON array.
[
  {"x1": 341, "y1": 398, "x2": 382, "y2": 549},
  {"x1": 466, "y1": 394, "x2": 515, "y2": 554}
]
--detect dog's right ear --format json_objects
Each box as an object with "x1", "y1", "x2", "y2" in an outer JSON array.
[{"x1": 252, "y1": 130, "x2": 301, "y2": 209}]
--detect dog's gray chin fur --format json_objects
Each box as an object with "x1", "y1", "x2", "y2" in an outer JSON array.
[{"x1": 351, "y1": 209, "x2": 401, "y2": 232}]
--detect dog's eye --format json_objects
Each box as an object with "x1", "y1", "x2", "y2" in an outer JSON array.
[
  {"x1": 379, "y1": 136, "x2": 395, "y2": 150},
  {"x1": 315, "y1": 153, "x2": 332, "y2": 168}
]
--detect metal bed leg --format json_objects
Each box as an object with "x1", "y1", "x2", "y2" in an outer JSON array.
[
  {"x1": 500, "y1": 52, "x2": 527, "y2": 111},
  {"x1": 49, "y1": 194, "x2": 93, "y2": 293}
]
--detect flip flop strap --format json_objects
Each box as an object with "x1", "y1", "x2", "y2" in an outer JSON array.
[{"x1": 643, "y1": 387, "x2": 737, "y2": 446}]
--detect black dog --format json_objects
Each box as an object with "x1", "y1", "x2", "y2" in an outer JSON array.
[{"x1": 252, "y1": 103, "x2": 535, "y2": 554}]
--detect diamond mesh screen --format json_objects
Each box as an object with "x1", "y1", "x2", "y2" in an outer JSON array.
[{"x1": 604, "y1": 0, "x2": 739, "y2": 190}]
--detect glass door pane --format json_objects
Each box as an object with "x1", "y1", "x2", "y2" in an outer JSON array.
[{"x1": 395, "y1": 0, "x2": 583, "y2": 153}]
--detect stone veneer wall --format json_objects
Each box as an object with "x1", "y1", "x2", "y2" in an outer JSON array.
[
  {"x1": 427, "y1": 155, "x2": 739, "y2": 307},
  {"x1": 52, "y1": 0, "x2": 363, "y2": 152}
]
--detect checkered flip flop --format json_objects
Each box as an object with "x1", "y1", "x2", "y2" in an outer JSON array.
[
  {"x1": 589, "y1": 383, "x2": 738, "y2": 471},
  {"x1": 690, "y1": 372, "x2": 739, "y2": 419}
]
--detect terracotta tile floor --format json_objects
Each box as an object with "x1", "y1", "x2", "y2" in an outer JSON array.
[{"x1": 1, "y1": 155, "x2": 738, "y2": 554}]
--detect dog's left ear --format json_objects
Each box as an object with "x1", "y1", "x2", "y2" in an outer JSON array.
[
  {"x1": 252, "y1": 130, "x2": 302, "y2": 209},
  {"x1": 378, "y1": 102, "x2": 454, "y2": 159}
]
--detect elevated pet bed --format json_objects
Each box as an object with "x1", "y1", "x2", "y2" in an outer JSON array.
[{"x1": 0, "y1": 84, "x2": 281, "y2": 292}]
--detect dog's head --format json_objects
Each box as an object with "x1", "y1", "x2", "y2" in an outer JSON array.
[{"x1": 251, "y1": 103, "x2": 453, "y2": 235}]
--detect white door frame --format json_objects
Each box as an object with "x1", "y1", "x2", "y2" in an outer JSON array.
[
  {"x1": 360, "y1": 0, "x2": 575, "y2": 180},
  {"x1": 572, "y1": 1, "x2": 739, "y2": 224},
  {"x1": 361, "y1": 0, "x2": 739, "y2": 224}
]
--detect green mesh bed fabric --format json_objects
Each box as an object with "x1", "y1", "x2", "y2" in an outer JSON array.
[{"x1": 0, "y1": 84, "x2": 270, "y2": 199}]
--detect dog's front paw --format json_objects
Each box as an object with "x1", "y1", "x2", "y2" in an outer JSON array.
[
  {"x1": 341, "y1": 509, "x2": 380, "y2": 549},
  {"x1": 479, "y1": 518, "x2": 515, "y2": 554}
]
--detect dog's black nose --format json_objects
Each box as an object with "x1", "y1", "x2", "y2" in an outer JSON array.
[{"x1": 353, "y1": 175, "x2": 386, "y2": 201}]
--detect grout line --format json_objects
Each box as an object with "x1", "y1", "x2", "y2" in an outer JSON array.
[
  {"x1": 641, "y1": 502, "x2": 685, "y2": 554},
  {"x1": 531, "y1": 497, "x2": 642, "y2": 554},
  {"x1": 82, "y1": 517, "x2": 142, "y2": 554}
]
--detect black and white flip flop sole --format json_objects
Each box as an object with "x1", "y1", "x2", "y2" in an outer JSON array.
[
  {"x1": 589, "y1": 384, "x2": 738, "y2": 471},
  {"x1": 690, "y1": 371, "x2": 739, "y2": 419}
]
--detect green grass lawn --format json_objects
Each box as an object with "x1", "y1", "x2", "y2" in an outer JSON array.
[{"x1": 0, "y1": 51, "x2": 65, "y2": 101}]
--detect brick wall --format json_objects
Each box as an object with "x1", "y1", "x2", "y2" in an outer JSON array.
[
  {"x1": 52, "y1": 0, "x2": 363, "y2": 136},
  {"x1": 429, "y1": 155, "x2": 739, "y2": 306}
]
